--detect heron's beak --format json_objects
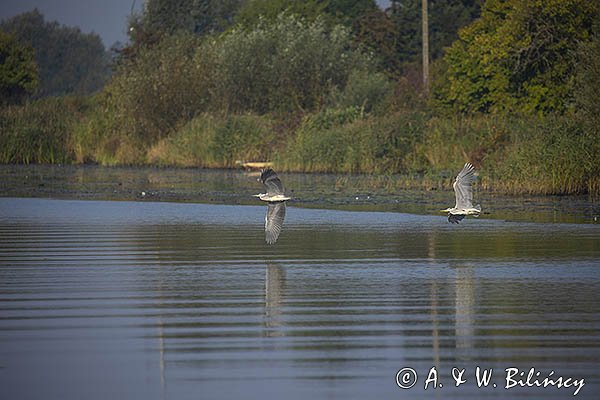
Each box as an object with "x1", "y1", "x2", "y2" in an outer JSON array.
[{"x1": 440, "y1": 208, "x2": 451, "y2": 212}]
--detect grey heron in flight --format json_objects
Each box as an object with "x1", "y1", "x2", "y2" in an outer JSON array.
[
  {"x1": 441, "y1": 163, "x2": 481, "y2": 224},
  {"x1": 254, "y1": 168, "x2": 290, "y2": 244}
]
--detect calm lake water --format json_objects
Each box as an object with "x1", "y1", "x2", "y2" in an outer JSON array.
[{"x1": 0, "y1": 166, "x2": 599, "y2": 399}]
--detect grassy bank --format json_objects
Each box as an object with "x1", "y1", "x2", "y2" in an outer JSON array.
[
  {"x1": 0, "y1": 97, "x2": 91, "y2": 164},
  {"x1": 1, "y1": 96, "x2": 597, "y2": 196}
]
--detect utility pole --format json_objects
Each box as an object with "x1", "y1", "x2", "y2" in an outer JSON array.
[{"x1": 422, "y1": 0, "x2": 430, "y2": 94}]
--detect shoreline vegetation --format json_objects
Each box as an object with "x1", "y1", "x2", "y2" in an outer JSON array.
[
  {"x1": 1, "y1": 2, "x2": 599, "y2": 197},
  {"x1": 1, "y1": 98, "x2": 598, "y2": 196}
]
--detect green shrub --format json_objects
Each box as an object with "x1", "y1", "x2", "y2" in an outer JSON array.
[
  {"x1": 148, "y1": 113, "x2": 276, "y2": 168},
  {"x1": 207, "y1": 114, "x2": 276, "y2": 167},
  {"x1": 105, "y1": 34, "x2": 210, "y2": 143},
  {"x1": 280, "y1": 107, "x2": 363, "y2": 172},
  {"x1": 147, "y1": 114, "x2": 218, "y2": 167},
  {"x1": 370, "y1": 110, "x2": 427, "y2": 173},
  {"x1": 214, "y1": 14, "x2": 379, "y2": 114},
  {"x1": 280, "y1": 107, "x2": 425, "y2": 174},
  {"x1": 329, "y1": 69, "x2": 392, "y2": 113}
]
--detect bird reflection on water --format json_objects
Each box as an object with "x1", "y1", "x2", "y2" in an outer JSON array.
[{"x1": 264, "y1": 263, "x2": 286, "y2": 337}]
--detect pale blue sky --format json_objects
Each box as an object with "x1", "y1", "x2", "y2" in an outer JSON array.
[{"x1": 0, "y1": 0, "x2": 391, "y2": 48}]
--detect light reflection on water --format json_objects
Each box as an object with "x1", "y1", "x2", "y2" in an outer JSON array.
[{"x1": 0, "y1": 198, "x2": 599, "y2": 399}]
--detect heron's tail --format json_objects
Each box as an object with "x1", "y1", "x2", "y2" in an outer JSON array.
[{"x1": 474, "y1": 204, "x2": 482, "y2": 213}]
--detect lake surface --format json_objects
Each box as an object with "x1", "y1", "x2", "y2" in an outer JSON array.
[{"x1": 1, "y1": 194, "x2": 599, "y2": 399}]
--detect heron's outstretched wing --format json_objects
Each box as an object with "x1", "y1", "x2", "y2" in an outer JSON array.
[
  {"x1": 261, "y1": 168, "x2": 285, "y2": 197},
  {"x1": 448, "y1": 214, "x2": 465, "y2": 224},
  {"x1": 265, "y1": 202, "x2": 286, "y2": 244},
  {"x1": 453, "y1": 163, "x2": 476, "y2": 209}
]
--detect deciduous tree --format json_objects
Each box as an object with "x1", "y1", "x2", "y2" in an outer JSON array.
[
  {"x1": 434, "y1": 0, "x2": 599, "y2": 114},
  {"x1": 0, "y1": 31, "x2": 38, "y2": 104}
]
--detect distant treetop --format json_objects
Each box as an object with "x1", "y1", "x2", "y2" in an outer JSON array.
[{"x1": 0, "y1": 9, "x2": 109, "y2": 98}]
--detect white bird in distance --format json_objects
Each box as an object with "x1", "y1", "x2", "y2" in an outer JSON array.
[
  {"x1": 441, "y1": 163, "x2": 482, "y2": 224},
  {"x1": 254, "y1": 168, "x2": 291, "y2": 244}
]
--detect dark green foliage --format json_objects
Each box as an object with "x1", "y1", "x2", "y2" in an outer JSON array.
[
  {"x1": 411, "y1": 114, "x2": 599, "y2": 195},
  {"x1": 414, "y1": 115, "x2": 515, "y2": 173},
  {"x1": 389, "y1": 0, "x2": 420, "y2": 66},
  {"x1": 126, "y1": 0, "x2": 244, "y2": 53},
  {"x1": 326, "y1": 0, "x2": 379, "y2": 25},
  {"x1": 575, "y1": 33, "x2": 600, "y2": 132},
  {"x1": 329, "y1": 69, "x2": 392, "y2": 114},
  {"x1": 235, "y1": 0, "x2": 378, "y2": 28},
  {"x1": 428, "y1": 0, "x2": 482, "y2": 60},
  {"x1": 0, "y1": 9, "x2": 109, "y2": 98},
  {"x1": 146, "y1": 0, "x2": 243, "y2": 34},
  {"x1": 388, "y1": 0, "x2": 482, "y2": 70},
  {"x1": 353, "y1": 8, "x2": 401, "y2": 75},
  {"x1": 574, "y1": 33, "x2": 600, "y2": 194},
  {"x1": 235, "y1": 0, "x2": 327, "y2": 26},
  {"x1": 0, "y1": 31, "x2": 38, "y2": 104}
]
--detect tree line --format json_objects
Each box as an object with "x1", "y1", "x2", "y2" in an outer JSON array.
[{"x1": 0, "y1": 0, "x2": 598, "y2": 195}]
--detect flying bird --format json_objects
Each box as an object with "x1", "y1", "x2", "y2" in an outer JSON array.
[
  {"x1": 441, "y1": 163, "x2": 481, "y2": 224},
  {"x1": 254, "y1": 169, "x2": 291, "y2": 244}
]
